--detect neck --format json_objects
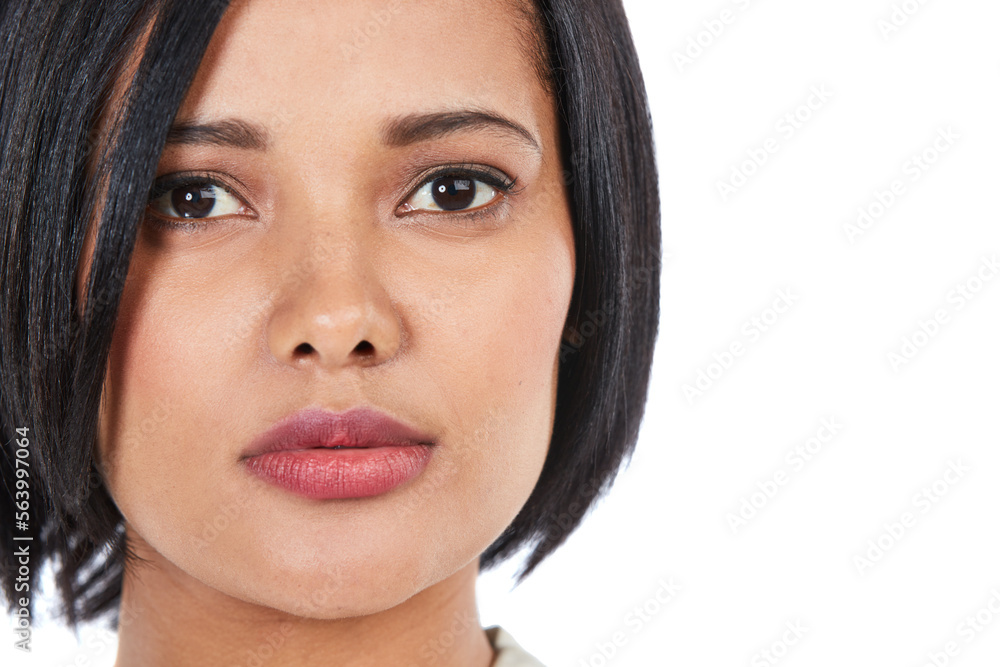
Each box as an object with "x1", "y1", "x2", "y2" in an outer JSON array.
[{"x1": 113, "y1": 543, "x2": 494, "y2": 667}]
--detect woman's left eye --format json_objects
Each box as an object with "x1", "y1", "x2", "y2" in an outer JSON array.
[
  {"x1": 400, "y1": 172, "x2": 507, "y2": 215},
  {"x1": 148, "y1": 179, "x2": 248, "y2": 221}
]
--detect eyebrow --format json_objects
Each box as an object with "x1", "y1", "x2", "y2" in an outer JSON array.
[
  {"x1": 165, "y1": 118, "x2": 270, "y2": 151},
  {"x1": 164, "y1": 109, "x2": 542, "y2": 155},
  {"x1": 380, "y1": 110, "x2": 541, "y2": 155}
]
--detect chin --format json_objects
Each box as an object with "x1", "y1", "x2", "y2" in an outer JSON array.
[
  {"x1": 186, "y1": 532, "x2": 448, "y2": 619},
  {"x1": 255, "y1": 566, "x2": 436, "y2": 620}
]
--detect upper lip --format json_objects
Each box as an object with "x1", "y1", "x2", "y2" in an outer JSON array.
[{"x1": 242, "y1": 406, "x2": 435, "y2": 458}]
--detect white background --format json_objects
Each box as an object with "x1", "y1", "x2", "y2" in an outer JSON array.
[{"x1": 7, "y1": 0, "x2": 1000, "y2": 665}]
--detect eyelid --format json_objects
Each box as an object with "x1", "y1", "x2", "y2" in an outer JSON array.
[
  {"x1": 148, "y1": 170, "x2": 251, "y2": 202},
  {"x1": 395, "y1": 163, "x2": 520, "y2": 216},
  {"x1": 145, "y1": 171, "x2": 256, "y2": 227}
]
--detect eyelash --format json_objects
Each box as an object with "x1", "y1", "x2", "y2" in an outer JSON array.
[
  {"x1": 145, "y1": 173, "x2": 243, "y2": 232},
  {"x1": 143, "y1": 164, "x2": 521, "y2": 232}
]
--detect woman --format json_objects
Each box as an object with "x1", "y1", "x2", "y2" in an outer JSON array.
[{"x1": 0, "y1": 0, "x2": 660, "y2": 664}]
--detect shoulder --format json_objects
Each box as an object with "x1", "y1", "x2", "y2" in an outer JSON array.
[{"x1": 485, "y1": 625, "x2": 547, "y2": 667}]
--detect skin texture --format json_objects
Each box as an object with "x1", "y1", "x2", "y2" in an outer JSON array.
[{"x1": 76, "y1": 0, "x2": 575, "y2": 665}]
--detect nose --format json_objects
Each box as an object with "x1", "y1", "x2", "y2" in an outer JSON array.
[{"x1": 265, "y1": 232, "x2": 402, "y2": 371}]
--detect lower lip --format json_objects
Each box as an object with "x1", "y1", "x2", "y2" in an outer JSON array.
[{"x1": 245, "y1": 445, "x2": 433, "y2": 500}]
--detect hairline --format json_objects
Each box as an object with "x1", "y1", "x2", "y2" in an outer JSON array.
[{"x1": 512, "y1": 0, "x2": 557, "y2": 100}]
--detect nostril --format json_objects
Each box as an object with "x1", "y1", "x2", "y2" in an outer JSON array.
[
  {"x1": 288, "y1": 340, "x2": 375, "y2": 361},
  {"x1": 293, "y1": 342, "x2": 315, "y2": 356}
]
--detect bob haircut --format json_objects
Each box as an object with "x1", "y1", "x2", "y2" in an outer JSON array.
[{"x1": 0, "y1": 0, "x2": 660, "y2": 631}]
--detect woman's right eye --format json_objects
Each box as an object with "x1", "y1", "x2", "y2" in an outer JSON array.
[{"x1": 147, "y1": 178, "x2": 249, "y2": 222}]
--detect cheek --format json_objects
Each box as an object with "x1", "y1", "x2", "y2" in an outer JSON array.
[
  {"x1": 422, "y1": 227, "x2": 575, "y2": 532},
  {"x1": 97, "y1": 264, "x2": 262, "y2": 524}
]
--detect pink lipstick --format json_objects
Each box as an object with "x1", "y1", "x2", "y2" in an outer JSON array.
[{"x1": 242, "y1": 407, "x2": 435, "y2": 500}]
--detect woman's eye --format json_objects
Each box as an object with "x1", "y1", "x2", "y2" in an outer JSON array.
[
  {"x1": 148, "y1": 180, "x2": 246, "y2": 220},
  {"x1": 402, "y1": 173, "x2": 501, "y2": 214}
]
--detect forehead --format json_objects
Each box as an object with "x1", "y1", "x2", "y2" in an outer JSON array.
[{"x1": 175, "y1": 0, "x2": 547, "y2": 142}]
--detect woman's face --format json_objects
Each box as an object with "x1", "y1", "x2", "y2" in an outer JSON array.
[{"x1": 83, "y1": 0, "x2": 574, "y2": 617}]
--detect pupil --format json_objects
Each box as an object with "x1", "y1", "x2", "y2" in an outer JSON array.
[
  {"x1": 430, "y1": 175, "x2": 476, "y2": 211},
  {"x1": 171, "y1": 184, "x2": 216, "y2": 218}
]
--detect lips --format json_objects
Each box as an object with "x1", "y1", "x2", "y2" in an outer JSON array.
[
  {"x1": 242, "y1": 406, "x2": 435, "y2": 457},
  {"x1": 242, "y1": 406, "x2": 436, "y2": 499}
]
